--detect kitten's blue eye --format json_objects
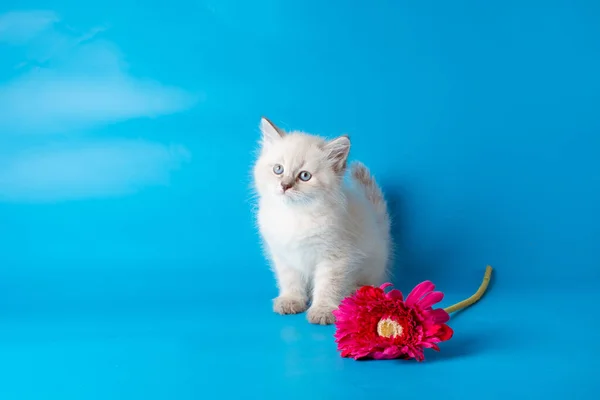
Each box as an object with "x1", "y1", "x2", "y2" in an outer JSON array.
[
  {"x1": 273, "y1": 164, "x2": 284, "y2": 175},
  {"x1": 298, "y1": 171, "x2": 312, "y2": 181}
]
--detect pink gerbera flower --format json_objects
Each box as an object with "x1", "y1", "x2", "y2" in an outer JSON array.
[{"x1": 333, "y1": 281, "x2": 453, "y2": 361}]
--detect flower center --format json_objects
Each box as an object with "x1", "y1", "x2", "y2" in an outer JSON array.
[{"x1": 377, "y1": 318, "x2": 403, "y2": 338}]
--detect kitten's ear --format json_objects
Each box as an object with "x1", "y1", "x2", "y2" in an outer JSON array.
[
  {"x1": 324, "y1": 135, "x2": 351, "y2": 173},
  {"x1": 260, "y1": 117, "x2": 285, "y2": 145}
]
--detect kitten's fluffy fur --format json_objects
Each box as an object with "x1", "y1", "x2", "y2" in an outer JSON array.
[{"x1": 253, "y1": 118, "x2": 391, "y2": 325}]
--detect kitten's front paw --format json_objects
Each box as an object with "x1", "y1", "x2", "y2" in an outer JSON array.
[
  {"x1": 307, "y1": 305, "x2": 336, "y2": 325},
  {"x1": 273, "y1": 296, "x2": 308, "y2": 315}
]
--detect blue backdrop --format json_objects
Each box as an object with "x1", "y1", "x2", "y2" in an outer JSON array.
[{"x1": 1, "y1": 1, "x2": 599, "y2": 399}]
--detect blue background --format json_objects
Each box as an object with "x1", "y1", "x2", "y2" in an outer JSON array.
[{"x1": 1, "y1": 0, "x2": 599, "y2": 399}]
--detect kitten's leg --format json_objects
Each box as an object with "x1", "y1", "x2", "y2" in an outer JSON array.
[
  {"x1": 272, "y1": 255, "x2": 309, "y2": 315},
  {"x1": 307, "y1": 258, "x2": 352, "y2": 325}
]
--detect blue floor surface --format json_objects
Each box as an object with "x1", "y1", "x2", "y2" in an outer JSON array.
[{"x1": 1, "y1": 268, "x2": 598, "y2": 399}]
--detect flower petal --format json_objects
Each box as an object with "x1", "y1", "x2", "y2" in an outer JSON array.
[
  {"x1": 437, "y1": 324, "x2": 454, "y2": 341},
  {"x1": 418, "y1": 291, "x2": 444, "y2": 309},
  {"x1": 427, "y1": 308, "x2": 450, "y2": 323},
  {"x1": 385, "y1": 289, "x2": 404, "y2": 301},
  {"x1": 405, "y1": 281, "x2": 435, "y2": 306},
  {"x1": 353, "y1": 350, "x2": 373, "y2": 360}
]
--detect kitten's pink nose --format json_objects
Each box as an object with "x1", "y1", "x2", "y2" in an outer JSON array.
[{"x1": 281, "y1": 182, "x2": 293, "y2": 192}]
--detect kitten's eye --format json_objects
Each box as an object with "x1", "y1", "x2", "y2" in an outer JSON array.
[
  {"x1": 273, "y1": 164, "x2": 284, "y2": 175},
  {"x1": 298, "y1": 171, "x2": 312, "y2": 181}
]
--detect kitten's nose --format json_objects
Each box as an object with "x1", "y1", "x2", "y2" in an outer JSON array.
[{"x1": 281, "y1": 182, "x2": 293, "y2": 192}]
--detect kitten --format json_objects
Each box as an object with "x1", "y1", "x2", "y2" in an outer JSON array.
[{"x1": 253, "y1": 117, "x2": 391, "y2": 325}]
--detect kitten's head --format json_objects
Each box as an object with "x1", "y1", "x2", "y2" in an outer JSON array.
[{"x1": 253, "y1": 117, "x2": 350, "y2": 204}]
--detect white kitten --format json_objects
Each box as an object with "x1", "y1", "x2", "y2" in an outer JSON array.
[{"x1": 253, "y1": 117, "x2": 391, "y2": 325}]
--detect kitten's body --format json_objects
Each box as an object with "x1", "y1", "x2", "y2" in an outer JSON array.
[{"x1": 253, "y1": 118, "x2": 391, "y2": 324}]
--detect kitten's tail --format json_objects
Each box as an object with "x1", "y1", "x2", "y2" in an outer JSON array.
[{"x1": 350, "y1": 161, "x2": 390, "y2": 233}]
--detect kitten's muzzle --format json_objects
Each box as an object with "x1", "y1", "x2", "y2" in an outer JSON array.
[{"x1": 281, "y1": 182, "x2": 294, "y2": 192}]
